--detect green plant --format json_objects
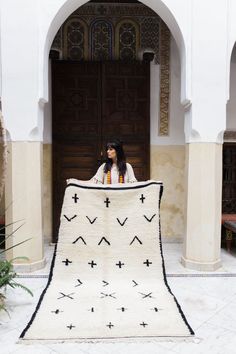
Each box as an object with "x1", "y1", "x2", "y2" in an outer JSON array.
[
  {"x1": 0, "y1": 221, "x2": 33, "y2": 314},
  {"x1": 0, "y1": 257, "x2": 33, "y2": 314}
]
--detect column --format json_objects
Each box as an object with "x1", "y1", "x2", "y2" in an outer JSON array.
[
  {"x1": 181, "y1": 142, "x2": 222, "y2": 271},
  {"x1": 5, "y1": 141, "x2": 45, "y2": 272}
]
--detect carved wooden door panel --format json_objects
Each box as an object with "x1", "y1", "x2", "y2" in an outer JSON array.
[
  {"x1": 52, "y1": 61, "x2": 102, "y2": 239},
  {"x1": 222, "y1": 143, "x2": 236, "y2": 213},
  {"x1": 102, "y1": 62, "x2": 150, "y2": 181},
  {"x1": 52, "y1": 61, "x2": 150, "y2": 241}
]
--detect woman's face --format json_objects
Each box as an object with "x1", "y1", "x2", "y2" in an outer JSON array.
[{"x1": 107, "y1": 146, "x2": 117, "y2": 161}]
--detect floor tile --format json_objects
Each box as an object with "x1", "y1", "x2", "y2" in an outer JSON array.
[{"x1": 171, "y1": 321, "x2": 236, "y2": 354}]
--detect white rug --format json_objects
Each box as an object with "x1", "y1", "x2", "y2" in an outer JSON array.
[{"x1": 20, "y1": 180, "x2": 194, "y2": 342}]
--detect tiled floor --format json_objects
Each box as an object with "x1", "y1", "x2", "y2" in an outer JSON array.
[{"x1": 1, "y1": 242, "x2": 236, "y2": 354}]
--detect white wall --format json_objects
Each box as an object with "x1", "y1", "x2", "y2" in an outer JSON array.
[
  {"x1": 0, "y1": 0, "x2": 234, "y2": 143},
  {"x1": 0, "y1": 0, "x2": 41, "y2": 141}
]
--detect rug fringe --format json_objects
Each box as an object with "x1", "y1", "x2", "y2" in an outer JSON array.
[{"x1": 17, "y1": 336, "x2": 200, "y2": 345}]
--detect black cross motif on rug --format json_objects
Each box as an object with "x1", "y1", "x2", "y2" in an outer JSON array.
[
  {"x1": 62, "y1": 258, "x2": 72, "y2": 266},
  {"x1": 57, "y1": 292, "x2": 74, "y2": 300},
  {"x1": 88, "y1": 260, "x2": 97, "y2": 268},
  {"x1": 116, "y1": 261, "x2": 124, "y2": 268},
  {"x1": 104, "y1": 197, "x2": 110, "y2": 207},
  {"x1": 72, "y1": 194, "x2": 79, "y2": 203},
  {"x1": 140, "y1": 194, "x2": 146, "y2": 203},
  {"x1": 88, "y1": 307, "x2": 95, "y2": 312},
  {"x1": 67, "y1": 324, "x2": 76, "y2": 330},
  {"x1": 106, "y1": 322, "x2": 114, "y2": 329},
  {"x1": 51, "y1": 309, "x2": 63, "y2": 314},
  {"x1": 117, "y1": 307, "x2": 128, "y2": 312},
  {"x1": 150, "y1": 307, "x2": 162, "y2": 312},
  {"x1": 143, "y1": 259, "x2": 152, "y2": 267},
  {"x1": 140, "y1": 322, "x2": 148, "y2": 327}
]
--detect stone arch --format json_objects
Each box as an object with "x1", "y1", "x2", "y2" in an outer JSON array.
[{"x1": 40, "y1": 0, "x2": 187, "y2": 104}]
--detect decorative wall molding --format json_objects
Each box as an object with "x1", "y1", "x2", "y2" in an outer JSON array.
[{"x1": 159, "y1": 20, "x2": 170, "y2": 136}]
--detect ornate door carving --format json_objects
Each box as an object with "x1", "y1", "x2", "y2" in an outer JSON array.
[{"x1": 52, "y1": 60, "x2": 150, "y2": 240}]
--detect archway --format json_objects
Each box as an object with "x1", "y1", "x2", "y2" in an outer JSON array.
[
  {"x1": 40, "y1": 0, "x2": 186, "y2": 103},
  {"x1": 40, "y1": 0, "x2": 187, "y2": 242}
]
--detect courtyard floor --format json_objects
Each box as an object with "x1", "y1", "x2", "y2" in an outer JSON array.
[{"x1": 1, "y1": 242, "x2": 236, "y2": 354}]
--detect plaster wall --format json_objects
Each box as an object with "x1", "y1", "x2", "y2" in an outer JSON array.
[
  {"x1": 0, "y1": 0, "x2": 232, "y2": 142},
  {"x1": 151, "y1": 145, "x2": 185, "y2": 239}
]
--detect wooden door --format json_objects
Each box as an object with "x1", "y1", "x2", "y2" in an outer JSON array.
[
  {"x1": 222, "y1": 143, "x2": 236, "y2": 213},
  {"x1": 52, "y1": 61, "x2": 102, "y2": 239},
  {"x1": 52, "y1": 61, "x2": 150, "y2": 241},
  {"x1": 102, "y1": 62, "x2": 150, "y2": 181}
]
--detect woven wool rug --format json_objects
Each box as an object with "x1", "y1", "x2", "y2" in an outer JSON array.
[{"x1": 20, "y1": 180, "x2": 194, "y2": 342}]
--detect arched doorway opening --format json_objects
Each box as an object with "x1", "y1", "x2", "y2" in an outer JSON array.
[{"x1": 41, "y1": 2, "x2": 185, "y2": 242}]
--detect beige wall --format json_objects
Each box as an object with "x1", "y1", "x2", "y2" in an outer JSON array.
[
  {"x1": 5, "y1": 142, "x2": 44, "y2": 269},
  {"x1": 43, "y1": 144, "x2": 185, "y2": 241},
  {"x1": 151, "y1": 145, "x2": 185, "y2": 239},
  {"x1": 43, "y1": 144, "x2": 52, "y2": 242}
]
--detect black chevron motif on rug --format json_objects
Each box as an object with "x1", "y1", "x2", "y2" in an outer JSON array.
[
  {"x1": 72, "y1": 236, "x2": 87, "y2": 245},
  {"x1": 75, "y1": 279, "x2": 83, "y2": 287},
  {"x1": 86, "y1": 216, "x2": 97, "y2": 224},
  {"x1": 102, "y1": 280, "x2": 109, "y2": 287},
  {"x1": 130, "y1": 236, "x2": 142, "y2": 245},
  {"x1": 143, "y1": 214, "x2": 156, "y2": 222},
  {"x1": 98, "y1": 237, "x2": 110, "y2": 246},
  {"x1": 64, "y1": 214, "x2": 77, "y2": 222},
  {"x1": 116, "y1": 217, "x2": 128, "y2": 226}
]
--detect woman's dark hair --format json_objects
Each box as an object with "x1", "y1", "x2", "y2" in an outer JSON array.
[{"x1": 104, "y1": 139, "x2": 127, "y2": 176}]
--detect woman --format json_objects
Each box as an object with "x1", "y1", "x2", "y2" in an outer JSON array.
[{"x1": 90, "y1": 139, "x2": 137, "y2": 184}]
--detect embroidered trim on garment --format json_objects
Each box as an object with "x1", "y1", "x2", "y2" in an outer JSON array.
[{"x1": 106, "y1": 170, "x2": 124, "y2": 184}]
